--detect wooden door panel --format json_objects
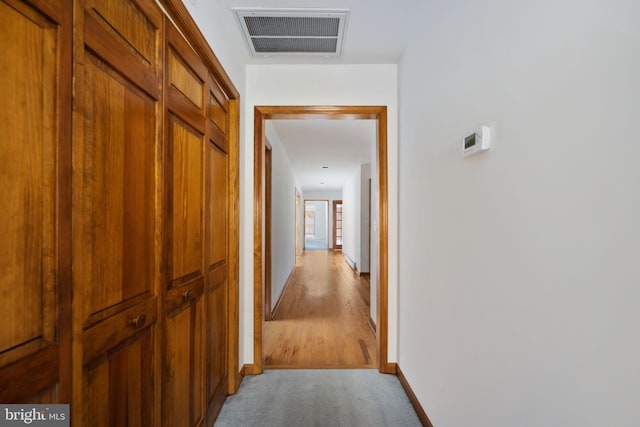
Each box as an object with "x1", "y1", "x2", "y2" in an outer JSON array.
[
  {"x1": 85, "y1": 0, "x2": 161, "y2": 71},
  {"x1": 168, "y1": 49, "x2": 204, "y2": 110},
  {"x1": 169, "y1": 114, "x2": 204, "y2": 283},
  {"x1": 76, "y1": 52, "x2": 157, "y2": 325},
  {"x1": 206, "y1": 278, "x2": 227, "y2": 418},
  {"x1": 166, "y1": 21, "x2": 207, "y2": 111},
  {"x1": 83, "y1": 326, "x2": 155, "y2": 427},
  {"x1": 84, "y1": 12, "x2": 159, "y2": 100},
  {"x1": 207, "y1": 77, "x2": 229, "y2": 152},
  {"x1": 163, "y1": 298, "x2": 204, "y2": 427},
  {"x1": 0, "y1": 0, "x2": 71, "y2": 403},
  {"x1": 204, "y1": 69, "x2": 230, "y2": 422},
  {"x1": 207, "y1": 144, "x2": 228, "y2": 268},
  {"x1": 207, "y1": 80, "x2": 228, "y2": 135},
  {"x1": 75, "y1": 0, "x2": 162, "y2": 424},
  {"x1": 0, "y1": 0, "x2": 57, "y2": 360}
]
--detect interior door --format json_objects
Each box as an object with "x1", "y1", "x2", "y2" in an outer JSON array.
[
  {"x1": 205, "y1": 74, "x2": 231, "y2": 424},
  {"x1": 163, "y1": 19, "x2": 207, "y2": 427},
  {"x1": 74, "y1": 0, "x2": 162, "y2": 424},
  {"x1": 333, "y1": 200, "x2": 343, "y2": 250}
]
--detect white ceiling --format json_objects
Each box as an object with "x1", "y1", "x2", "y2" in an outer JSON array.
[
  {"x1": 270, "y1": 120, "x2": 375, "y2": 192},
  {"x1": 196, "y1": 0, "x2": 414, "y2": 192},
  {"x1": 216, "y1": 0, "x2": 416, "y2": 64}
]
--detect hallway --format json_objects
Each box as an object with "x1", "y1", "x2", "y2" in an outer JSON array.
[
  {"x1": 213, "y1": 369, "x2": 422, "y2": 426},
  {"x1": 264, "y1": 251, "x2": 376, "y2": 368}
]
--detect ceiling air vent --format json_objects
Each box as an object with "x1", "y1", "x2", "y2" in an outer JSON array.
[{"x1": 233, "y1": 8, "x2": 349, "y2": 57}]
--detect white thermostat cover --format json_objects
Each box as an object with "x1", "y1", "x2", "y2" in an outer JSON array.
[{"x1": 463, "y1": 126, "x2": 491, "y2": 157}]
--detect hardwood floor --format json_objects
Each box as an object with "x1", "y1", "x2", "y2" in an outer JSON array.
[{"x1": 264, "y1": 250, "x2": 377, "y2": 368}]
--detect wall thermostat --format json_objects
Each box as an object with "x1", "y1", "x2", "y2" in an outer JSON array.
[{"x1": 463, "y1": 126, "x2": 491, "y2": 157}]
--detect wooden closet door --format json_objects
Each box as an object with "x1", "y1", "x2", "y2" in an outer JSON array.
[
  {"x1": 0, "y1": 0, "x2": 72, "y2": 404},
  {"x1": 162, "y1": 20, "x2": 207, "y2": 427},
  {"x1": 73, "y1": 0, "x2": 162, "y2": 425},
  {"x1": 205, "y1": 77, "x2": 231, "y2": 424}
]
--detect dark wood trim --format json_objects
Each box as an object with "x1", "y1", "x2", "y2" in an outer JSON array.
[
  {"x1": 264, "y1": 364, "x2": 375, "y2": 370},
  {"x1": 265, "y1": 146, "x2": 272, "y2": 321},
  {"x1": 71, "y1": 1, "x2": 86, "y2": 418},
  {"x1": 56, "y1": 0, "x2": 74, "y2": 404},
  {"x1": 270, "y1": 266, "x2": 296, "y2": 320},
  {"x1": 375, "y1": 107, "x2": 393, "y2": 374},
  {"x1": 227, "y1": 98, "x2": 241, "y2": 394},
  {"x1": 396, "y1": 364, "x2": 434, "y2": 427},
  {"x1": 253, "y1": 108, "x2": 265, "y2": 374},
  {"x1": 253, "y1": 105, "x2": 384, "y2": 120},
  {"x1": 243, "y1": 364, "x2": 262, "y2": 376},
  {"x1": 253, "y1": 105, "x2": 390, "y2": 374}
]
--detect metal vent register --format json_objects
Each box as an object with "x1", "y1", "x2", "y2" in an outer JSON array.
[{"x1": 233, "y1": 9, "x2": 349, "y2": 57}]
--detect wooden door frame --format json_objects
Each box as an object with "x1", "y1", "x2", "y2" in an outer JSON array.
[
  {"x1": 333, "y1": 200, "x2": 343, "y2": 250},
  {"x1": 252, "y1": 105, "x2": 393, "y2": 374},
  {"x1": 264, "y1": 142, "x2": 272, "y2": 321}
]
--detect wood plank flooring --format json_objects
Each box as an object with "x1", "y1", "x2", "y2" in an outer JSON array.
[{"x1": 264, "y1": 250, "x2": 377, "y2": 368}]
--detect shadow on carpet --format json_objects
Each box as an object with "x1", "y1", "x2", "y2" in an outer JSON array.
[{"x1": 214, "y1": 369, "x2": 422, "y2": 427}]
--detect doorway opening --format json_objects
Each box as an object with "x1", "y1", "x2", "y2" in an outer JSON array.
[
  {"x1": 304, "y1": 200, "x2": 329, "y2": 250},
  {"x1": 253, "y1": 106, "x2": 392, "y2": 374},
  {"x1": 333, "y1": 200, "x2": 343, "y2": 250}
]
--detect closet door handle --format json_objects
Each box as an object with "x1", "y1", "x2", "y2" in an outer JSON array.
[
  {"x1": 131, "y1": 314, "x2": 146, "y2": 329},
  {"x1": 183, "y1": 289, "x2": 194, "y2": 302}
]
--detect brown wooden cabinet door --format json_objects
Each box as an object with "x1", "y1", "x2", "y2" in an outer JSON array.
[
  {"x1": 73, "y1": 0, "x2": 162, "y2": 424},
  {"x1": 0, "y1": 0, "x2": 72, "y2": 404},
  {"x1": 163, "y1": 20, "x2": 208, "y2": 427},
  {"x1": 205, "y1": 145, "x2": 229, "y2": 422},
  {"x1": 205, "y1": 80, "x2": 230, "y2": 421},
  {"x1": 162, "y1": 280, "x2": 205, "y2": 427}
]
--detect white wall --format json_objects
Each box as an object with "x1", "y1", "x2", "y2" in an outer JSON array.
[
  {"x1": 265, "y1": 122, "x2": 297, "y2": 311},
  {"x1": 180, "y1": 0, "x2": 248, "y2": 89},
  {"x1": 369, "y1": 137, "x2": 378, "y2": 326},
  {"x1": 303, "y1": 191, "x2": 342, "y2": 249},
  {"x1": 342, "y1": 168, "x2": 362, "y2": 270},
  {"x1": 243, "y1": 64, "x2": 398, "y2": 365},
  {"x1": 343, "y1": 164, "x2": 373, "y2": 274},
  {"x1": 398, "y1": 1, "x2": 640, "y2": 426}
]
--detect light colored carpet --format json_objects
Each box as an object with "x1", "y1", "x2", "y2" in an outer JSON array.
[{"x1": 213, "y1": 369, "x2": 422, "y2": 427}]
